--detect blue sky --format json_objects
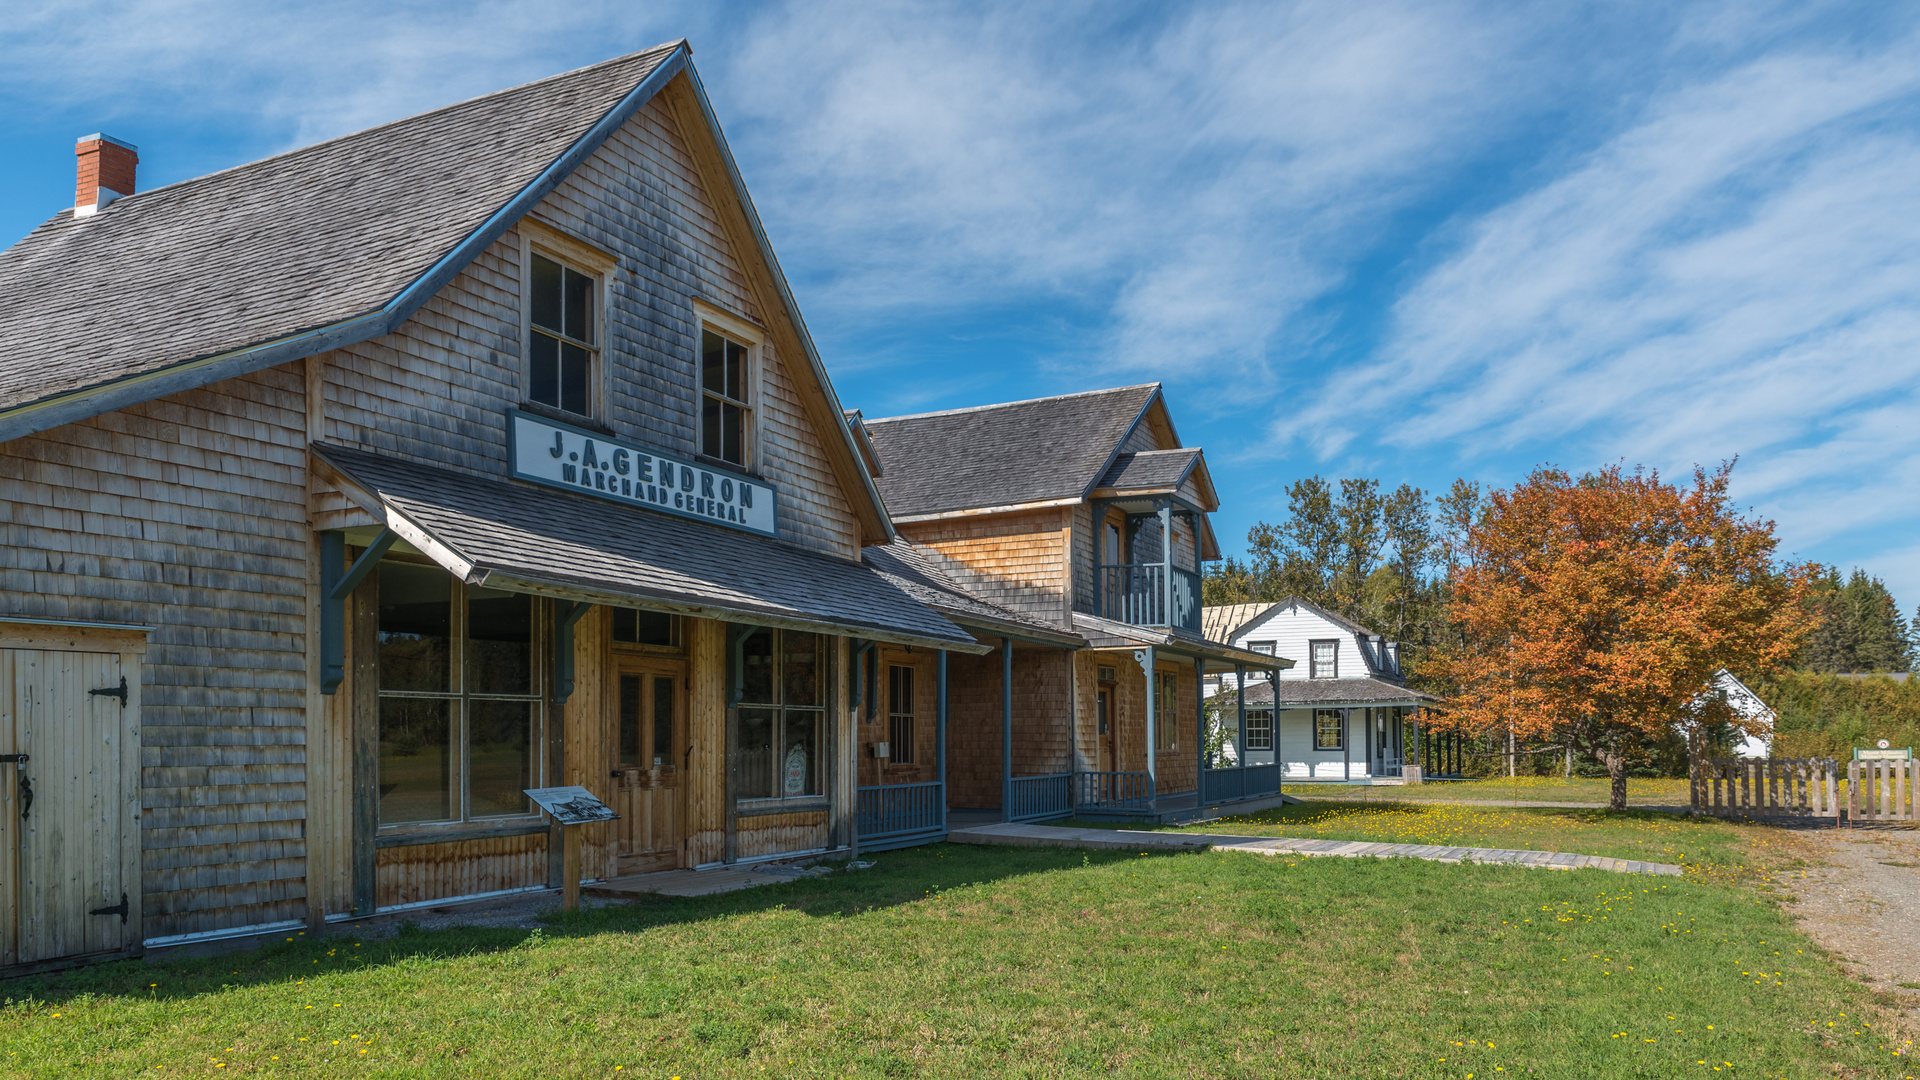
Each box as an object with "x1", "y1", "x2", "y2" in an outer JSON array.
[{"x1": 6, "y1": 1, "x2": 1918, "y2": 602}]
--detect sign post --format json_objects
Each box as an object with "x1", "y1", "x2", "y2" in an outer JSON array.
[{"x1": 524, "y1": 786, "x2": 619, "y2": 911}]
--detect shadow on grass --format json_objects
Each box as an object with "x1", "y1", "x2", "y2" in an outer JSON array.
[{"x1": 0, "y1": 844, "x2": 1174, "y2": 1007}]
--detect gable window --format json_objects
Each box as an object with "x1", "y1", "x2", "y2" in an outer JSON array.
[
  {"x1": 887, "y1": 664, "x2": 916, "y2": 765},
  {"x1": 701, "y1": 328, "x2": 751, "y2": 466},
  {"x1": 1153, "y1": 671, "x2": 1178, "y2": 751},
  {"x1": 376, "y1": 560, "x2": 541, "y2": 825},
  {"x1": 1245, "y1": 708, "x2": 1273, "y2": 751},
  {"x1": 1249, "y1": 640, "x2": 1276, "y2": 656},
  {"x1": 1309, "y1": 640, "x2": 1338, "y2": 679},
  {"x1": 528, "y1": 252, "x2": 598, "y2": 416},
  {"x1": 735, "y1": 628, "x2": 824, "y2": 801},
  {"x1": 1314, "y1": 709, "x2": 1344, "y2": 750}
]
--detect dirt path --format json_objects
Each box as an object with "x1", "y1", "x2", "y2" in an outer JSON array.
[{"x1": 1777, "y1": 826, "x2": 1920, "y2": 1013}]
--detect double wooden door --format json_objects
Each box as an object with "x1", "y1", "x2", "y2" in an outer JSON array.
[
  {"x1": 1, "y1": 645, "x2": 142, "y2": 969},
  {"x1": 610, "y1": 660, "x2": 686, "y2": 875}
]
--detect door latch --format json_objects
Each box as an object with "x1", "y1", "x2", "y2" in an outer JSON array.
[
  {"x1": 90, "y1": 676, "x2": 128, "y2": 707},
  {"x1": 90, "y1": 892, "x2": 129, "y2": 925},
  {"x1": 0, "y1": 754, "x2": 25, "y2": 764}
]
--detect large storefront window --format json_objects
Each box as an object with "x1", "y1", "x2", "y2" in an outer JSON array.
[
  {"x1": 735, "y1": 628, "x2": 824, "y2": 801},
  {"x1": 377, "y1": 560, "x2": 540, "y2": 825}
]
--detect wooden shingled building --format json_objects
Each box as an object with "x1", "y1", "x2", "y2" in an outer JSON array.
[
  {"x1": 859, "y1": 386, "x2": 1290, "y2": 827},
  {"x1": 0, "y1": 42, "x2": 998, "y2": 972}
]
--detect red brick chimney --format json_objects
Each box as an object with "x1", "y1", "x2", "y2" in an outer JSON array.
[{"x1": 74, "y1": 134, "x2": 138, "y2": 218}]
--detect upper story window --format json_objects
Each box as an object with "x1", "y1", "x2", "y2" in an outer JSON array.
[
  {"x1": 1249, "y1": 640, "x2": 1276, "y2": 656},
  {"x1": 1309, "y1": 640, "x2": 1338, "y2": 679},
  {"x1": 701, "y1": 328, "x2": 751, "y2": 466},
  {"x1": 528, "y1": 252, "x2": 598, "y2": 416}
]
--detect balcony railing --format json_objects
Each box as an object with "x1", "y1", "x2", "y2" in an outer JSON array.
[
  {"x1": 1009, "y1": 773, "x2": 1074, "y2": 822},
  {"x1": 1200, "y1": 763, "x2": 1282, "y2": 805},
  {"x1": 1094, "y1": 563, "x2": 1202, "y2": 633}
]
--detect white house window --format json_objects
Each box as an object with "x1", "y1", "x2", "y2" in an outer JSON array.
[
  {"x1": 528, "y1": 252, "x2": 597, "y2": 416},
  {"x1": 735, "y1": 629, "x2": 823, "y2": 801},
  {"x1": 1309, "y1": 640, "x2": 1337, "y2": 679},
  {"x1": 1314, "y1": 708, "x2": 1344, "y2": 750},
  {"x1": 376, "y1": 560, "x2": 540, "y2": 825},
  {"x1": 701, "y1": 328, "x2": 751, "y2": 466},
  {"x1": 1249, "y1": 640, "x2": 1276, "y2": 656},
  {"x1": 1245, "y1": 708, "x2": 1273, "y2": 751},
  {"x1": 888, "y1": 664, "x2": 916, "y2": 765}
]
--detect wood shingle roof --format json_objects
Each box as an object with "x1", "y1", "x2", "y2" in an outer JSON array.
[{"x1": 862, "y1": 384, "x2": 1160, "y2": 518}]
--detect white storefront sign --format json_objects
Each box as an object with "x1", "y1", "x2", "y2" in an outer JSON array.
[{"x1": 507, "y1": 408, "x2": 778, "y2": 538}]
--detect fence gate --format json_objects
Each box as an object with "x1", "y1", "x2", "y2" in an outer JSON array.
[
  {"x1": 1691, "y1": 757, "x2": 1839, "y2": 822},
  {"x1": 1848, "y1": 759, "x2": 1918, "y2": 825}
]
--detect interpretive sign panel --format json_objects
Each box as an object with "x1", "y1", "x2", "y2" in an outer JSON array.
[
  {"x1": 507, "y1": 408, "x2": 777, "y2": 537},
  {"x1": 524, "y1": 785, "x2": 620, "y2": 824}
]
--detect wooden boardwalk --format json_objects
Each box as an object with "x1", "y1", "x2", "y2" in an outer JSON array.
[{"x1": 947, "y1": 823, "x2": 1684, "y2": 877}]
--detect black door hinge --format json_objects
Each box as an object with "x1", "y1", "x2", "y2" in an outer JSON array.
[
  {"x1": 90, "y1": 676, "x2": 128, "y2": 707},
  {"x1": 90, "y1": 892, "x2": 129, "y2": 925}
]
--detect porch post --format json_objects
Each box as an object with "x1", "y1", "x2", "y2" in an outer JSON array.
[
  {"x1": 1342, "y1": 708, "x2": 1352, "y2": 781},
  {"x1": 1364, "y1": 707, "x2": 1373, "y2": 777},
  {"x1": 1140, "y1": 646, "x2": 1157, "y2": 813},
  {"x1": 1235, "y1": 663, "x2": 1247, "y2": 767},
  {"x1": 1274, "y1": 666, "x2": 1284, "y2": 793},
  {"x1": 938, "y1": 649, "x2": 949, "y2": 833},
  {"x1": 1001, "y1": 636, "x2": 1013, "y2": 823}
]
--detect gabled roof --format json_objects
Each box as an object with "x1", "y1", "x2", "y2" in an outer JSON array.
[
  {"x1": 1267, "y1": 596, "x2": 1382, "y2": 639},
  {"x1": 1201, "y1": 602, "x2": 1277, "y2": 643},
  {"x1": 0, "y1": 43, "x2": 896, "y2": 542},
  {"x1": 863, "y1": 540, "x2": 1084, "y2": 648},
  {"x1": 863, "y1": 384, "x2": 1161, "y2": 518}
]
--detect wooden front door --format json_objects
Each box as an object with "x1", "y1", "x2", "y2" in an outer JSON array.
[
  {"x1": 1, "y1": 646, "x2": 142, "y2": 968},
  {"x1": 610, "y1": 661, "x2": 685, "y2": 875}
]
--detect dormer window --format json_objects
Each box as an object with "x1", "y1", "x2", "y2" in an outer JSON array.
[
  {"x1": 528, "y1": 252, "x2": 598, "y2": 416},
  {"x1": 1309, "y1": 639, "x2": 1337, "y2": 679}
]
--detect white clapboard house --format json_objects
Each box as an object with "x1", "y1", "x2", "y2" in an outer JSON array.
[{"x1": 1202, "y1": 599, "x2": 1440, "y2": 781}]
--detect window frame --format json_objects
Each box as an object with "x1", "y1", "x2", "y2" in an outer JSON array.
[
  {"x1": 1313, "y1": 708, "x2": 1345, "y2": 751},
  {"x1": 1248, "y1": 640, "x2": 1277, "y2": 656},
  {"x1": 1153, "y1": 670, "x2": 1178, "y2": 752},
  {"x1": 610, "y1": 607, "x2": 683, "y2": 655},
  {"x1": 372, "y1": 554, "x2": 547, "y2": 833},
  {"x1": 1308, "y1": 639, "x2": 1339, "y2": 680},
  {"x1": 733, "y1": 627, "x2": 829, "y2": 810},
  {"x1": 693, "y1": 300, "x2": 764, "y2": 474},
  {"x1": 519, "y1": 219, "x2": 615, "y2": 422},
  {"x1": 1245, "y1": 708, "x2": 1274, "y2": 751},
  {"x1": 887, "y1": 663, "x2": 916, "y2": 766}
]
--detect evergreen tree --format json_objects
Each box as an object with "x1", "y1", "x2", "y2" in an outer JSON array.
[{"x1": 1797, "y1": 566, "x2": 1914, "y2": 673}]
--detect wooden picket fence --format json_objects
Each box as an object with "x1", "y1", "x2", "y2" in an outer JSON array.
[
  {"x1": 1691, "y1": 757, "x2": 1839, "y2": 821},
  {"x1": 1848, "y1": 758, "x2": 1919, "y2": 825}
]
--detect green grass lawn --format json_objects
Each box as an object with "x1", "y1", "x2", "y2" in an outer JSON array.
[
  {"x1": 1300, "y1": 776, "x2": 1695, "y2": 805},
  {"x1": 3, "y1": 844, "x2": 1911, "y2": 1078},
  {"x1": 1112, "y1": 801, "x2": 1761, "y2": 874}
]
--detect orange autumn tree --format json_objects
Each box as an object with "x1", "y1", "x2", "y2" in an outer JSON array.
[{"x1": 1421, "y1": 463, "x2": 1816, "y2": 809}]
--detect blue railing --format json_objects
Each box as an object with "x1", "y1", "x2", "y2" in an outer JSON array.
[
  {"x1": 1074, "y1": 770, "x2": 1154, "y2": 811},
  {"x1": 1200, "y1": 763, "x2": 1282, "y2": 805},
  {"x1": 857, "y1": 782, "x2": 944, "y2": 847},
  {"x1": 1009, "y1": 773, "x2": 1074, "y2": 822},
  {"x1": 1094, "y1": 564, "x2": 1202, "y2": 633}
]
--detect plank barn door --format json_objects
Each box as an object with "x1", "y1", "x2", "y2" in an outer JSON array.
[
  {"x1": 1, "y1": 644, "x2": 142, "y2": 968},
  {"x1": 611, "y1": 660, "x2": 686, "y2": 875}
]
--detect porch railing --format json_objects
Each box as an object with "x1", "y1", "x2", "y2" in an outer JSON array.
[
  {"x1": 1094, "y1": 564, "x2": 1202, "y2": 634},
  {"x1": 1200, "y1": 763, "x2": 1282, "y2": 805},
  {"x1": 1009, "y1": 773, "x2": 1074, "y2": 822},
  {"x1": 1074, "y1": 770, "x2": 1154, "y2": 811},
  {"x1": 857, "y1": 782, "x2": 944, "y2": 846}
]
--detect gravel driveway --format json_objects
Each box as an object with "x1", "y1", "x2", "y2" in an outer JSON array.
[{"x1": 1779, "y1": 825, "x2": 1920, "y2": 1015}]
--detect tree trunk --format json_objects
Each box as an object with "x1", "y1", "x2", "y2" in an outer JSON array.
[{"x1": 1602, "y1": 749, "x2": 1628, "y2": 811}]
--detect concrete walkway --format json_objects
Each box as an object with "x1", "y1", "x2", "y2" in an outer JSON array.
[{"x1": 948, "y1": 822, "x2": 1684, "y2": 876}]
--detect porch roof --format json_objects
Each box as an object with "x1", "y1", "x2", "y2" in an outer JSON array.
[
  {"x1": 863, "y1": 541, "x2": 1086, "y2": 649},
  {"x1": 1219, "y1": 677, "x2": 1443, "y2": 709},
  {"x1": 1070, "y1": 612, "x2": 1293, "y2": 672},
  {"x1": 312, "y1": 443, "x2": 990, "y2": 654}
]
